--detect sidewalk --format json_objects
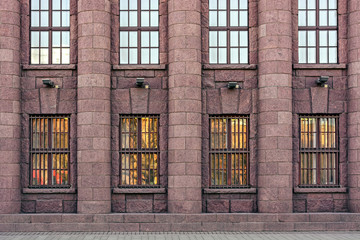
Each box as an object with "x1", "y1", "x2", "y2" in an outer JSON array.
[{"x1": 1, "y1": 232, "x2": 360, "y2": 240}]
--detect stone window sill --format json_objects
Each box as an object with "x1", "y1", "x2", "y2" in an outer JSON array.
[
  {"x1": 112, "y1": 64, "x2": 167, "y2": 70},
  {"x1": 22, "y1": 64, "x2": 77, "y2": 70},
  {"x1": 112, "y1": 187, "x2": 166, "y2": 194},
  {"x1": 203, "y1": 187, "x2": 257, "y2": 194},
  {"x1": 203, "y1": 64, "x2": 257, "y2": 70},
  {"x1": 294, "y1": 187, "x2": 347, "y2": 193},
  {"x1": 22, "y1": 187, "x2": 76, "y2": 194},
  {"x1": 293, "y1": 64, "x2": 347, "y2": 70}
]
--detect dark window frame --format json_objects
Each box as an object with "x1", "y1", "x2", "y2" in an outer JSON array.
[
  {"x1": 299, "y1": 115, "x2": 339, "y2": 187},
  {"x1": 29, "y1": 115, "x2": 71, "y2": 188},
  {"x1": 119, "y1": 115, "x2": 160, "y2": 188},
  {"x1": 209, "y1": 115, "x2": 250, "y2": 188}
]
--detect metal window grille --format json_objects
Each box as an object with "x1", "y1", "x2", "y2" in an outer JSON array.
[
  {"x1": 209, "y1": 0, "x2": 249, "y2": 64},
  {"x1": 119, "y1": 0, "x2": 159, "y2": 64},
  {"x1": 209, "y1": 115, "x2": 249, "y2": 188},
  {"x1": 30, "y1": 0, "x2": 70, "y2": 64},
  {"x1": 299, "y1": 116, "x2": 339, "y2": 186},
  {"x1": 119, "y1": 115, "x2": 160, "y2": 187},
  {"x1": 298, "y1": 0, "x2": 338, "y2": 64},
  {"x1": 30, "y1": 115, "x2": 70, "y2": 188}
]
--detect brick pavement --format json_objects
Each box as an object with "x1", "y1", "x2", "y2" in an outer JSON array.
[{"x1": 1, "y1": 232, "x2": 360, "y2": 240}]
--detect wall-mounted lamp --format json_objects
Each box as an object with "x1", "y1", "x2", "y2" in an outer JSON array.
[
  {"x1": 42, "y1": 79, "x2": 55, "y2": 88},
  {"x1": 227, "y1": 82, "x2": 240, "y2": 89},
  {"x1": 316, "y1": 76, "x2": 329, "y2": 88},
  {"x1": 136, "y1": 78, "x2": 150, "y2": 89}
]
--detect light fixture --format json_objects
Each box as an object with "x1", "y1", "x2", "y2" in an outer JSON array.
[
  {"x1": 227, "y1": 82, "x2": 240, "y2": 89},
  {"x1": 316, "y1": 76, "x2": 329, "y2": 88},
  {"x1": 42, "y1": 79, "x2": 55, "y2": 88},
  {"x1": 136, "y1": 78, "x2": 150, "y2": 89}
]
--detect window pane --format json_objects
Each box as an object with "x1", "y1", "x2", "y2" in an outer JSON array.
[
  {"x1": 319, "y1": 11, "x2": 328, "y2": 26},
  {"x1": 52, "y1": 11, "x2": 61, "y2": 27},
  {"x1": 141, "y1": 32, "x2": 150, "y2": 47},
  {"x1": 307, "y1": 0, "x2": 316, "y2": 9},
  {"x1": 209, "y1": 11, "x2": 218, "y2": 26},
  {"x1": 62, "y1": 11, "x2": 70, "y2": 27},
  {"x1": 219, "y1": 31, "x2": 227, "y2": 47},
  {"x1": 230, "y1": 31, "x2": 239, "y2": 47},
  {"x1": 41, "y1": 0, "x2": 48, "y2": 10},
  {"x1": 219, "y1": 0, "x2": 227, "y2": 9},
  {"x1": 150, "y1": 32, "x2": 159, "y2": 47},
  {"x1": 298, "y1": 11, "x2": 306, "y2": 26},
  {"x1": 230, "y1": 0, "x2": 238, "y2": 9},
  {"x1": 209, "y1": 0, "x2": 217, "y2": 10},
  {"x1": 41, "y1": 11, "x2": 49, "y2": 27},
  {"x1": 319, "y1": 0, "x2": 327, "y2": 9},
  {"x1": 62, "y1": 31, "x2": 70, "y2": 47},
  {"x1": 329, "y1": 0, "x2": 337, "y2": 9},
  {"x1": 219, "y1": 11, "x2": 227, "y2": 26},
  {"x1": 209, "y1": 31, "x2": 218, "y2": 47},
  {"x1": 230, "y1": 48, "x2": 239, "y2": 64},
  {"x1": 150, "y1": 0, "x2": 158, "y2": 10},
  {"x1": 52, "y1": 48, "x2": 61, "y2": 64},
  {"x1": 298, "y1": 31, "x2": 306, "y2": 46},
  {"x1": 31, "y1": 11, "x2": 40, "y2": 27},
  {"x1": 329, "y1": 47, "x2": 337, "y2": 63},
  {"x1": 127, "y1": 11, "x2": 137, "y2": 26},
  {"x1": 53, "y1": 31, "x2": 61, "y2": 47},
  {"x1": 120, "y1": 31, "x2": 129, "y2": 47},
  {"x1": 307, "y1": 11, "x2": 316, "y2": 26},
  {"x1": 240, "y1": 48, "x2": 248, "y2": 64},
  {"x1": 120, "y1": 12, "x2": 129, "y2": 27},
  {"x1": 308, "y1": 31, "x2": 316, "y2": 46},
  {"x1": 299, "y1": 48, "x2": 306, "y2": 63},
  {"x1": 141, "y1": 0, "x2": 149, "y2": 10},
  {"x1": 150, "y1": 11, "x2": 159, "y2": 27},
  {"x1": 120, "y1": 49, "x2": 129, "y2": 64},
  {"x1": 141, "y1": 11, "x2": 150, "y2": 27},
  {"x1": 150, "y1": 48, "x2": 159, "y2": 64},
  {"x1": 32, "y1": 0, "x2": 40, "y2": 10},
  {"x1": 120, "y1": 0, "x2": 128, "y2": 10},
  {"x1": 298, "y1": 0, "x2": 306, "y2": 9},
  {"x1": 31, "y1": 49, "x2": 40, "y2": 64},
  {"x1": 240, "y1": 11, "x2": 248, "y2": 27},
  {"x1": 319, "y1": 48, "x2": 328, "y2": 63},
  {"x1": 62, "y1": 49, "x2": 70, "y2": 64},
  {"x1": 40, "y1": 31, "x2": 48, "y2": 47},
  {"x1": 40, "y1": 48, "x2": 49, "y2": 64},
  {"x1": 141, "y1": 48, "x2": 150, "y2": 64},
  {"x1": 31, "y1": 32, "x2": 40, "y2": 47},
  {"x1": 240, "y1": 0, "x2": 247, "y2": 9},
  {"x1": 52, "y1": 0, "x2": 60, "y2": 10},
  {"x1": 239, "y1": 31, "x2": 248, "y2": 47},
  {"x1": 129, "y1": 0, "x2": 138, "y2": 10},
  {"x1": 329, "y1": 31, "x2": 337, "y2": 46},
  {"x1": 329, "y1": 10, "x2": 337, "y2": 26},
  {"x1": 129, "y1": 32, "x2": 137, "y2": 47},
  {"x1": 62, "y1": 0, "x2": 70, "y2": 10},
  {"x1": 230, "y1": 11, "x2": 239, "y2": 27},
  {"x1": 129, "y1": 49, "x2": 137, "y2": 64},
  {"x1": 319, "y1": 31, "x2": 328, "y2": 46},
  {"x1": 308, "y1": 48, "x2": 316, "y2": 63},
  {"x1": 218, "y1": 48, "x2": 227, "y2": 64},
  {"x1": 209, "y1": 48, "x2": 217, "y2": 64}
]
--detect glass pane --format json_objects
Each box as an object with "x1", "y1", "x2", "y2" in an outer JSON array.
[
  {"x1": 219, "y1": 48, "x2": 227, "y2": 64},
  {"x1": 219, "y1": 31, "x2": 227, "y2": 47},
  {"x1": 129, "y1": 48, "x2": 137, "y2": 64},
  {"x1": 298, "y1": 0, "x2": 306, "y2": 9},
  {"x1": 41, "y1": 11, "x2": 49, "y2": 27},
  {"x1": 230, "y1": 0, "x2": 238, "y2": 9},
  {"x1": 219, "y1": 0, "x2": 227, "y2": 9},
  {"x1": 62, "y1": 48, "x2": 70, "y2": 64},
  {"x1": 209, "y1": 48, "x2": 217, "y2": 64},
  {"x1": 31, "y1": 32, "x2": 40, "y2": 47},
  {"x1": 329, "y1": 0, "x2": 337, "y2": 9},
  {"x1": 52, "y1": 48, "x2": 61, "y2": 64},
  {"x1": 150, "y1": 48, "x2": 159, "y2": 64},
  {"x1": 319, "y1": 0, "x2": 327, "y2": 9},
  {"x1": 230, "y1": 31, "x2": 239, "y2": 47},
  {"x1": 308, "y1": 11, "x2": 316, "y2": 26},
  {"x1": 329, "y1": 47, "x2": 337, "y2": 63},
  {"x1": 142, "y1": 0, "x2": 149, "y2": 10},
  {"x1": 52, "y1": 0, "x2": 60, "y2": 10},
  {"x1": 319, "y1": 31, "x2": 328, "y2": 46},
  {"x1": 141, "y1": 48, "x2": 150, "y2": 64},
  {"x1": 299, "y1": 48, "x2": 306, "y2": 63},
  {"x1": 53, "y1": 11, "x2": 61, "y2": 27},
  {"x1": 150, "y1": 11, "x2": 159, "y2": 27},
  {"x1": 307, "y1": 31, "x2": 315, "y2": 46},
  {"x1": 31, "y1": 49, "x2": 40, "y2": 64},
  {"x1": 298, "y1": 11, "x2": 306, "y2": 26},
  {"x1": 319, "y1": 11, "x2": 328, "y2": 26},
  {"x1": 150, "y1": 0, "x2": 158, "y2": 10},
  {"x1": 319, "y1": 48, "x2": 328, "y2": 63},
  {"x1": 141, "y1": 11, "x2": 150, "y2": 27},
  {"x1": 62, "y1": 11, "x2": 70, "y2": 27},
  {"x1": 40, "y1": 48, "x2": 49, "y2": 64},
  {"x1": 141, "y1": 31, "x2": 150, "y2": 47},
  {"x1": 62, "y1": 31, "x2": 70, "y2": 47},
  {"x1": 308, "y1": 48, "x2": 316, "y2": 63},
  {"x1": 239, "y1": 31, "x2": 248, "y2": 47},
  {"x1": 329, "y1": 10, "x2": 337, "y2": 26},
  {"x1": 209, "y1": 0, "x2": 217, "y2": 10},
  {"x1": 230, "y1": 11, "x2": 239, "y2": 27},
  {"x1": 31, "y1": 11, "x2": 40, "y2": 27},
  {"x1": 150, "y1": 32, "x2": 159, "y2": 47},
  {"x1": 230, "y1": 48, "x2": 239, "y2": 64},
  {"x1": 219, "y1": 11, "x2": 226, "y2": 26},
  {"x1": 129, "y1": 0, "x2": 137, "y2": 10},
  {"x1": 209, "y1": 11, "x2": 218, "y2": 26},
  {"x1": 120, "y1": 12, "x2": 129, "y2": 27},
  {"x1": 307, "y1": 0, "x2": 316, "y2": 9},
  {"x1": 40, "y1": 32, "x2": 48, "y2": 47},
  {"x1": 32, "y1": 0, "x2": 40, "y2": 10},
  {"x1": 62, "y1": 0, "x2": 70, "y2": 10},
  {"x1": 240, "y1": 0, "x2": 247, "y2": 9},
  {"x1": 209, "y1": 31, "x2": 218, "y2": 47},
  {"x1": 120, "y1": 0, "x2": 128, "y2": 10},
  {"x1": 240, "y1": 48, "x2": 248, "y2": 64},
  {"x1": 120, "y1": 31, "x2": 129, "y2": 47},
  {"x1": 298, "y1": 31, "x2": 306, "y2": 46},
  {"x1": 129, "y1": 32, "x2": 137, "y2": 47},
  {"x1": 41, "y1": 0, "x2": 48, "y2": 10},
  {"x1": 239, "y1": 11, "x2": 248, "y2": 26},
  {"x1": 128, "y1": 11, "x2": 137, "y2": 26},
  {"x1": 120, "y1": 49, "x2": 129, "y2": 64},
  {"x1": 53, "y1": 31, "x2": 61, "y2": 47}
]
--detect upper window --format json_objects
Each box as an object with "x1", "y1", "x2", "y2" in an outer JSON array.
[
  {"x1": 119, "y1": 0, "x2": 159, "y2": 64},
  {"x1": 298, "y1": 0, "x2": 338, "y2": 64},
  {"x1": 30, "y1": 0, "x2": 70, "y2": 64},
  {"x1": 119, "y1": 115, "x2": 159, "y2": 186},
  {"x1": 209, "y1": 116, "x2": 249, "y2": 187},
  {"x1": 299, "y1": 116, "x2": 338, "y2": 186},
  {"x1": 30, "y1": 115, "x2": 70, "y2": 188},
  {"x1": 209, "y1": 0, "x2": 249, "y2": 64}
]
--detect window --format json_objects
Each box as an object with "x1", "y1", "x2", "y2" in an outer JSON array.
[
  {"x1": 209, "y1": 0, "x2": 249, "y2": 64},
  {"x1": 30, "y1": 0, "x2": 70, "y2": 64},
  {"x1": 298, "y1": 0, "x2": 338, "y2": 64},
  {"x1": 299, "y1": 116, "x2": 338, "y2": 186},
  {"x1": 119, "y1": 115, "x2": 159, "y2": 186},
  {"x1": 119, "y1": 0, "x2": 159, "y2": 64},
  {"x1": 30, "y1": 115, "x2": 70, "y2": 187},
  {"x1": 209, "y1": 116, "x2": 249, "y2": 187}
]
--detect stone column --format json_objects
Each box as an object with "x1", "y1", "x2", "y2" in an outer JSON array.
[
  {"x1": 257, "y1": 0, "x2": 293, "y2": 212},
  {"x1": 0, "y1": 0, "x2": 21, "y2": 214},
  {"x1": 77, "y1": 0, "x2": 112, "y2": 213},
  {"x1": 348, "y1": 0, "x2": 360, "y2": 212},
  {"x1": 167, "y1": 0, "x2": 202, "y2": 213}
]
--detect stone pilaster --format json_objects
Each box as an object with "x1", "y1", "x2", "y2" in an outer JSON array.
[
  {"x1": 348, "y1": 0, "x2": 360, "y2": 213},
  {"x1": 0, "y1": 0, "x2": 21, "y2": 214},
  {"x1": 77, "y1": 0, "x2": 112, "y2": 213},
  {"x1": 257, "y1": 0, "x2": 293, "y2": 213},
  {"x1": 167, "y1": 0, "x2": 202, "y2": 213}
]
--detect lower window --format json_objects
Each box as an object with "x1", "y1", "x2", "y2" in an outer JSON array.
[
  {"x1": 119, "y1": 115, "x2": 159, "y2": 187},
  {"x1": 30, "y1": 115, "x2": 70, "y2": 187},
  {"x1": 299, "y1": 116, "x2": 338, "y2": 186},
  {"x1": 209, "y1": 115, "x2": 249, "y2": 187}
]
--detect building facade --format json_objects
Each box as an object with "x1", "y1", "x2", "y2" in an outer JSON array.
[{"x1": 1, "y1": 0, "x2": 360, "y2": 232}]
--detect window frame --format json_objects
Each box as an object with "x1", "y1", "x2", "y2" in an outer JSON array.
[
  {"x1": 30, "y1": 0, "x2": 71, "y2": 65},
  {"x1": 208, "y1": 0, "x2": 249, "y2": 64},
  {"x1": 209, "y1": 115, "x2": 250, "y2": 188},
  {"x1": 29, "y1": 115, "x2": 71, "y2": 188},
  {"x1": 298, "y1": 0, "x2": 338, "y2": 64},
  {"x1": 299, "y1": 115, "x2": 339, "y2": 187},
  {"x1": 119, "y1": 115, "x2": 160, "y2": 187}
]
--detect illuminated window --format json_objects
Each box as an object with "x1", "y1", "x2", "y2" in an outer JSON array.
[
  {"x1": 119, "y1": 115, "x2": 159, "y2": 186},
  {"x1": 209, "y1": 116, "x2": 249, "y2": 187},
  {"x1": 119, "y1": 0, "x2": 159, "y2": 64},
  {"x1": 30, "y1": 115, "x2": 70, "y2": 187},
  {"x1": 300, "y1": 116, "x2": 338, "y2": 186},
  {"x1": 30, "y1": 0, "x2": 70, "y2": 64},
  {"x1": 209, "y1": 0, "x2": 249, "y2": 64},
  {"x1": 298, "y1": 0, "x2": 338, "y2": 64}
]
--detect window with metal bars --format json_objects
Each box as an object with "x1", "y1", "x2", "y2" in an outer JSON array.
[
  {"x1": 30, "y1": 0, "x2": 70, "y2": 64},
  {"x1": 209, "y1": 116, "x2": 249, "y2": 187},
  {"x1": 299, "y1": 116, "x2": 339, "y2": 186},
  {"x1": 209, "y1": 0, "x2": 249, "y2": 64},
  {"x1": 119, "y1": 0, "x2": 159, "y2": 64},
  {"x1": 298, "y1": 0, "x2": 338, "y2": 64},
  {"x1": 30, "y1": 115, "x2": 70, "y2": 188},
  {"x1": 119, "y1": 115, "x2": 159, "y2": 187}
]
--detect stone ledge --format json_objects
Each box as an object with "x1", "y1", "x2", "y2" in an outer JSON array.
[
  {"x1": 22, "y1": 188, "x2": 76, "y2": 194},
  {"x1": 294, "y1": 187, "x2": 347, "y2": 193},
  {"x1": 112, "y1": 64, "x2": 167, "y2": 70},
  {"x1": 203, "y1": 188, "x2": 257, "y2": 194},
  {"x1": 203, "y1": 64, "x2": 257, "y2": 70},
  {"x1": 293, "y1": 64, "x2": 347, "y2": 70},
  {"x1": 112, "y1": 188, "x2": 166, "y2": 194},
  {"x1": 22, "y1": 64, "x2": 77, "y2": 70}
]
